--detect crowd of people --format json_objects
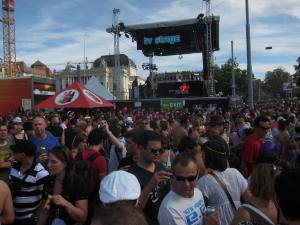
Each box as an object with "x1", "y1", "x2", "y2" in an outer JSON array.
[{"x1": 0, "y1": 102, "x2": 300, "y2": 225}]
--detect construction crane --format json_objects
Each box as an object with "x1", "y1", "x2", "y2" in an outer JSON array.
[{"x1": 2, "y1": 0, "x2": 16, "y2": 77}]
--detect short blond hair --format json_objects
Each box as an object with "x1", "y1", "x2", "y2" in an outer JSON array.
[{"x1": 249, "y1": 163, "x2": 276, "y2": 201}]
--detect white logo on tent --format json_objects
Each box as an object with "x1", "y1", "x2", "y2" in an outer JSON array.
[
  {"x1": 83, "y1": 89, "x2": 103, "y2": 104},
  {"x1": 55, "y1": 89, "x2": 79, "y2": 105}
]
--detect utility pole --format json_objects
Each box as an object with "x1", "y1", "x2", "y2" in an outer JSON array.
[
  {"x1": 83, "y1": 34, "x2": 86, "y2": 83},
  {"x1": 76, "y1": 64, "x2": 80, "y2": 83},
  {"x1": 231, "y1": 40, "x2": 236, "y2": 107},
  {"x1": 112, "y1": 8, "x2": 122, "y2": 100},
  {"x1": 245, "y1": 0, "x2": 254, "y2": 109},
  {"x1": 258, "y1": 81, "x2": 261, "y2": 102}
]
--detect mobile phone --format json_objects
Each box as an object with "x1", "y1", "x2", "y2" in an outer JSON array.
[
  {"x1": 206, "y1": 206, "x2": 216, "y2": 214},
  {"x1": 40, "y1": 147, "x2": 47, "y2": 155}
]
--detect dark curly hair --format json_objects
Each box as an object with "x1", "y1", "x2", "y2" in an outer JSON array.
[{"x1": 203, "y1": 140, "x2": 228, "y2": 171}]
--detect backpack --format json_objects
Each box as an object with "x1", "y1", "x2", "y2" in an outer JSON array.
[
  {"x1": 74, "y1": 152, "x2": 101, "y2": 197},
  {"x1": 74, "y1": 151, "x2": 102, "y2": 225}
]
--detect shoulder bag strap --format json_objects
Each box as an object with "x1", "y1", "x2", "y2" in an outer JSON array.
[
  {"x1": 210, "y1": 172, "x2": 237, "y2": 211},
  {"x1": 242, "y1": 204, "x2": 275, "y2": 225}
]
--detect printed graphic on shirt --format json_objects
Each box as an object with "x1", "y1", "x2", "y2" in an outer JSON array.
[
  {"x1": 183, "y1": 200, "x2": 206, "y2": 225},
  {"x1": 149, "y1": 185, "x2": 159, "y2": 203}
]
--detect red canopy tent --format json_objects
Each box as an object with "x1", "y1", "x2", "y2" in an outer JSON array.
[{"x1": 33, "y1": 82, "x2": 114, "y2": 109}]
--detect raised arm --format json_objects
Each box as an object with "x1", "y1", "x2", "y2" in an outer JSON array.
[{"x1": 0, "y1": 180, "x2": 15, "y2": 224}]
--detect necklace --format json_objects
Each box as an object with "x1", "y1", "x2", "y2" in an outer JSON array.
[{"x1": 0, "y1": 141, "x2": 8, "y2": 147}]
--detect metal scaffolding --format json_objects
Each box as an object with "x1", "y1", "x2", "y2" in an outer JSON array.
[
  {"x1": 203, "y1": 0, "x2": 215, "y2": 96},
  {"x1": 2, "y1": 0, "x2": 16, "y2": 77}
]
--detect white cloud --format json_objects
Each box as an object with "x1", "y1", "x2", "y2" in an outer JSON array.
[
  {"x1": 146, "y1": 0, "x2": 202, "y2": 22},
  {"x1": 14, "y1": 0, "x2": 300, "y2": 82}
]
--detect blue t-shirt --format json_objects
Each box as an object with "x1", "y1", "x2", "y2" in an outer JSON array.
[{"x1": 30, "y1": 132, "x2": 59, "y2": 155}]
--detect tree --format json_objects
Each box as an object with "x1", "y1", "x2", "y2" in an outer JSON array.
[
  {"x1": 294, "y1": 56, "x2": 300, "y2": 86},
  {"x1": 263, "y1": 68, "x2": 291, "y2": 97},
  {"x1": 214, "y1": 58, "x2": 248, "y2": 97}
]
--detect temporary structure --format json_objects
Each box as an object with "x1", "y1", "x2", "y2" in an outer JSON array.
[
  {"x1": 33, "y1": 82, "x2": 113, "y2": 109},
  {"x1": 85, "y1": 76, "x2": 116, "y2": 100}
]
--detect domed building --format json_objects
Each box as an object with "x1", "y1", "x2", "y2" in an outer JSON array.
[{"x1": 56, "y1": 54, "x2": 144, "y2": 100}]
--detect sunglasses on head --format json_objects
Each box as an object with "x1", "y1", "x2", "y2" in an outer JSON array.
[{"x1": 172, "y1": 173, "x2": 198, "y2": 182}]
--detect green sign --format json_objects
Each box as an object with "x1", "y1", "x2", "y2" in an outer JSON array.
[{"x1": 160, "y1": 99, "x2": 185, "y2": 109}]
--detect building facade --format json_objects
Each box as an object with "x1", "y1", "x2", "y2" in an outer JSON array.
[
  {"x1": 56, "y1": 54, "x2": 144, "y2": 100},
  {"x1": 16, "y1": 60, "x2": 54, "y2": 78}
]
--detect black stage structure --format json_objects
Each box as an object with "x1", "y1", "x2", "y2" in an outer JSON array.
[
  {"x1": 107, "y1": 14, "x2": 229, "y2": 109},
  {"x1": 113, "y1": 97, "x2": 229, "y2": 111}
]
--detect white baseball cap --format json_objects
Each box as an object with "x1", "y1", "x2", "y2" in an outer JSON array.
[
  {"x1": 99, "y1": 170, "x2": 141, "y2": 204},
  {"x1": 13, "y1": 117, "x2": 22, "y2": 123}
]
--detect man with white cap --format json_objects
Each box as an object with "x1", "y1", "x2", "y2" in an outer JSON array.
[
  {"x1": 91, "y1": 170, "x2": 147, "y2": 225},
  {"x1": 99, "y1": 170, "x2": 141, "y2": 205}
]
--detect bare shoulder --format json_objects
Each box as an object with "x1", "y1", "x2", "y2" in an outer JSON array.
[
  {"x1": 231, "y1": 206, "x2": 252, "y2": 225},
  {"x1": 0, "y1": 180, "x2": 11, "y2": 200},
  {"x1": 0, "y1": 180, "x2": 9, "y2": 192}
]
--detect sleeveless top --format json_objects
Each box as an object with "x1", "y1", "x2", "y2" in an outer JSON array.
[{"x1": 238, "y1": 203, "x2": 275, "y2": 225}]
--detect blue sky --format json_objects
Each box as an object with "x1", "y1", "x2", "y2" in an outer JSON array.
[{"x1": 10, "y1": 0, "x2": 300, "y2": 80}]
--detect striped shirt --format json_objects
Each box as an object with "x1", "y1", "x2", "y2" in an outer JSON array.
[{"x1": 9, "y1": 162, "x2": 49, "y2": 220}]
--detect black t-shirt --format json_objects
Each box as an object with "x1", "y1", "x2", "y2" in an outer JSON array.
[
  {"x1": 64, "y1": 127, "x2": 77, "y2": 150},
  {"x1": 118, "y1": 155, "x2": 135, "y2": 169},
  {"x1": 207, "y1": 132, "x2": 229, "y2": 151},
  {"x1": 128, "y1": 162, "x2": 170, "y2": 224},
  {"x1": 45, "y1": 173, "x2": 88, "y2": 225},
  {"x1": 47, "y1": 125, "x2": 63, "y2": 138}
]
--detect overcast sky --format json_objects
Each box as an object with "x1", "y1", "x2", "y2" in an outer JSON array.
[{"x1": 12, "y1": 0, "x2": 300, "y2": 80}]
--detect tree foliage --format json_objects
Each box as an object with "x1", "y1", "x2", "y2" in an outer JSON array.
[
  {"x1": 263, "y1": 68, "x2": 291, "y2": 97},
  {"x1": 214, "y1": 58, "x2": 248, "y2": 96},
  {"x1": 294, "y1": 56, "x2": 300, "y2": 86}
]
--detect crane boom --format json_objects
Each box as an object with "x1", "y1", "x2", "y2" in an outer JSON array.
[{"x1": 2, "y1": 0, "x2": 16, "y2": 77}]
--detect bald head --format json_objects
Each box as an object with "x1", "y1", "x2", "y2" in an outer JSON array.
[{"x1": 33, "y1": 116, "x2": 47, "y2": 138}]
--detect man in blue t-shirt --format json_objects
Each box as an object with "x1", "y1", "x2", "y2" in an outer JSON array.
[{"x1": 30, "y1": 116, "x2": 59, "y2": 163}]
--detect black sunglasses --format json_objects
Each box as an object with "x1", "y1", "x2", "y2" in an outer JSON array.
[
  {"x1": 148, "y1": 148, "x2": 162, "y2": 155},
  {"x1": 172, "y1": 173, "x2": 198, "y2": 182}
]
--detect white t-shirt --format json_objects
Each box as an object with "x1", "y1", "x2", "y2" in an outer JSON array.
[
  {"x1": 197, "y1": 168, "x2": 248, "y2": 225},
  {"x1": 108, "y1": 136, "x2": 126, "y2": 173},
  {"x1": 158, "y1": 189, "x2": 206, "y2": 225}
]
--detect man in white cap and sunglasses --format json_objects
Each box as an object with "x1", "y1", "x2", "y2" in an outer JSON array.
[{"x1": 158, "y1": 154, "x2": 219, "y2": 225}]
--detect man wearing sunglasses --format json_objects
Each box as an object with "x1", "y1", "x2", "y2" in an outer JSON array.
[
  {"x1": 158, "y1": 154, "x2": 219, "y2": 225},
  {"x1": 128, "y1": 130, "x2": 172, "y2": 225}
]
